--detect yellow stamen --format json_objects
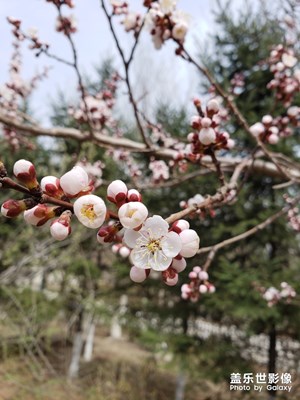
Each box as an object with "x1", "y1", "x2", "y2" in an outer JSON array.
[
  {"x1": 146, "y1": 239, "x2": 161, "y2": 254},
  {"x1": 81, "y1": 204, "x2": 96, "y2": 220}
]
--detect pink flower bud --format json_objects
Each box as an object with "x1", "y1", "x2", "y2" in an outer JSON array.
[
  {"x1": 181, "y1": 284, "x2": 191, "y2": 293},
  {"x1": 112, "y1": 244, "x2": 119, "y2": 253},
  {"x1": 199, "y1": 271, "x2": 209, "y2": 280},
  {"x1": 13, "y1": 159, "x2": 39, "y2": 190},
  {"x1": 199, "y1": 284, "x2": 208, "y2": 293},
  {"x1": 41, "y1": 176, "x2": 64, "y2": 198},
  {"x1": 119, "y1": 246, "x2": 131, "y2": 258},
  {"x1": 107, "y1": 180, "x2": 128, "y2": 205},
  {"x1": 50, "y1": 210, "x2": 71, "y2": 241},
  {"x1": 250, "y1": 122, "x2": 265, "y2": 137},
  {"x1": 60, "y1": 166, "x2": 91, "y2": 197},
  {"x1": 171, "y1": 257, "x2": 187, "y2": 273},
  {"x1": 268, "y1": 134, "x2": 279, "y2": 145},
  {"x1": 226, "y1": 138, "x2": 235, "y2": 149},
  {"x1": 74, "y1": 194, "x2": 107, "y2": 229},
  {"x1": 127, "y1": 188, "x2": 142, "y2": 202},
  {"x1": 162, "y1": 267, "x2": 178, "y2": 286},
  {"x1": 262, "y1": 115, "x2": 273, "y2": 125},
  {"x1": 50, "y1": 221, "x2": 70, "y2": 240},
  {"x1": 164, "y1": 273, "x2": 178, "y2": 286},
  {"x1": 171, "y1": 219, "x2": 190, "y2": 233},
  {"x1": 118, "y1": 201, "x2": 148, "y2": 229},
  {"x1": 191, "y1": 116, "x2": 201, "y2": 130},
  {"x1": 97, "y1": 223, "x2": 120, "y2": 243},
  {"x1": 207, "y1": 99, "x2": 219, "y2": 114},
  {"x1": 1, "y1": 199, "x2": 33, "y2": 218},
  {"x1": 179, "y1": 229, "x2": 200, "y2": 258},
  {"x1": 24, "y1": 204, "x2": 57, "y2": 226},
  {"x1": 199, "y1": 128, "x2": 216, "y2": 145},
  {"x1": 201, "y1": 117, "x2": 212, "y2": 128},
  {"x1": 208, "y1": 284, "x2": 216, "y2": 293},
  {"x1": 187, "y1": 132, "x2": 196, "y2": 142},
  {"x1": 287, "y1": 106, "x2": 299, "y2": 118},
  {"x1": 189, "y1": 271, "x2": 198, "y2": 279},
  {"x1": 193, "y1": 266, "x2": 202, "y2": 273},
  {"x1": 130, "y1": 266, "x2": 147, "y2": 283}
]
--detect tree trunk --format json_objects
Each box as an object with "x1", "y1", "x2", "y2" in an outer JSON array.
[
  {"x1": 268, "y1": 324, "x2": 277, "y2": 399},
  {"x1": 175, "y1": 372, "x2": 186, "y2": 400},
  {"x1": 110, "y1": 315, "x2": 122, "y2": 339},
  {"x1": 83, "y1": 317, "x2": 95, "y2": 362},
  {"x1": 68, "y1": 308, "x2": 84, "y2": 379}
]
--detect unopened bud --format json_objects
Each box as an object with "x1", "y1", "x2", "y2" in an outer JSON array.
[{"x1": 13, "y1": 159, "x2": 39, "y2": 190}]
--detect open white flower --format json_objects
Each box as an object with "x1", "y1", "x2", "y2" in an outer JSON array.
[
  {"x1": 124, "y1": 215, "x2": 182, "y2": 271},
  {"x1": 282, "y1": 53, "x2": 297, "y2": 68},
  {"x1": 172, "y1": 22, "x2": 188, "y2": 41},
  {"x1": 159, "y1": 0, "x2": 176, "y2": 14},
  {"x1": 73, "y1": 194, "x2": 106, "y2": 229},
  {"x1": 118, "y1": 201, "x2": 148, "y2": 229}
]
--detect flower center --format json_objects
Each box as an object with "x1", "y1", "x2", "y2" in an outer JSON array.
[
  {"x1": 81, "y1": 204, "x2": 96, "y2": 220},
  {"x1": 126, "y1": 208, "x2": 137, "y2": 218},
  {"x1": 146, "y1": 239, "x2": 161, "y2": 254}
]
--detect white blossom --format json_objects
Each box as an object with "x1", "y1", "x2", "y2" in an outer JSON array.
[
  {"x1": 179, "y1": 229, "x2": 200, "y2": 257},
  {"x1": 124, "y1": 215, "x2": 182, "y2": 271},
  {"x1": 282, "y1": 53, "x2": 297, "y2": 68},
  {"x1": 107, "y1": 179, "x2": 128, "y2": 203},
  {"x1": 73, "y1": 194, "x2": 106, "y2": 229},
  {"x1": 50, "y1": 220, "x2": 70, "y2": 241},
  {"x1": 199, "y1": 127, "x2": 216, "y2": 145},
  {"x1": 130, "y1": 266, "x2": 147, "y2": 283},
  {"x1": 118, "y1": 202, "x2": 148, "y2": 229},
  {"x1": 172, "y1": 22, "x2": 188, "y2": 41},
  {"x1": 60, "y1": 166, "x2": 90, "y2": 197}
]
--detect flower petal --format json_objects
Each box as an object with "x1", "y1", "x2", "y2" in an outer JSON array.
[
  {"x1": 149, "y1": 251, "x2": 172, "y2": 271},
  {"x1": 143, "y1": 215, "x2": 168, "y2": 237},
  {"x1": 161, "y1": 231, "x2": 182, "y2": 258},
  {"x1": 131, "y1": 248, "x2": 151, "y2": 269},
  {"x1": 123, "y1": 229, "x2": 140, "y2": 248}
]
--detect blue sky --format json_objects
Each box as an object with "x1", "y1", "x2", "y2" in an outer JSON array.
[{"x1": 0, "y1": 0, "x2": 234, "y2": 124}]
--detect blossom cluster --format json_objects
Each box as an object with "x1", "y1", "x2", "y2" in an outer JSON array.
[
  {"x1": 7, "y1": 17, "x2": 49, "y2": 53},
  {"x1": 285, "y1": 195, "x2": 300, "y2": 232},
  {"x1": 149, "y1": 159, "x2": 170, "y2": 182},
  {"x1": 1, "y1": 160, "x2": 200, "y2": 287},
  {"x1": 184, "y1": 98, "x2": 235, "y2": 161},
  {"x1": 145, "y1": 0, "x2": 189, "y2": 49},
  {"x1": 262, "y1": 282, "x2": 296, "y2": 307},
  {"x1": 181, "y1": 266, "x2": 215, "y2": 302},
  {"x1": 148, "y1": 122, "x2": 179, "y2": 149},
  {"x1": 250, "y1": 107, "x2": 299, "y2": 144},
  {"x1": 109, "y1": 1, "x2": 142, "y2": 36},
  {"x1": 110, "y1": 1, "x2": 128, "y2": 15},
  {"x1": 230, "y1": 72, "x2": 245, "y2": 96},
  {"x1": 68, "y1": 73, "x2": 120, "y2": 130},
  {"x1": 266, "y1": 45, "x2": 299, "y2": 107},
  {"x1": 1, "y1": 161, "x2": 96, "y2": 241},
  {"x1": 1, "y1": 19, "x2": 49, "y2": 150},
  {"x1": 125, "y1": 217, "x2": 199, "y2": 286},
  {"x1": 55, "y1": 14, "x2": 77, "y2": 35},
  {"x1": 46, "y1": 0, "x2": 74, "y2": 8},
  {"x1": 179, "y1": 193, "x2": 217, "y2": 220}
]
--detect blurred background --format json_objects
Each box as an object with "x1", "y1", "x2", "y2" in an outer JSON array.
[{"x1": 0, "y1": 0, "x2": 300, "y2": 399}]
